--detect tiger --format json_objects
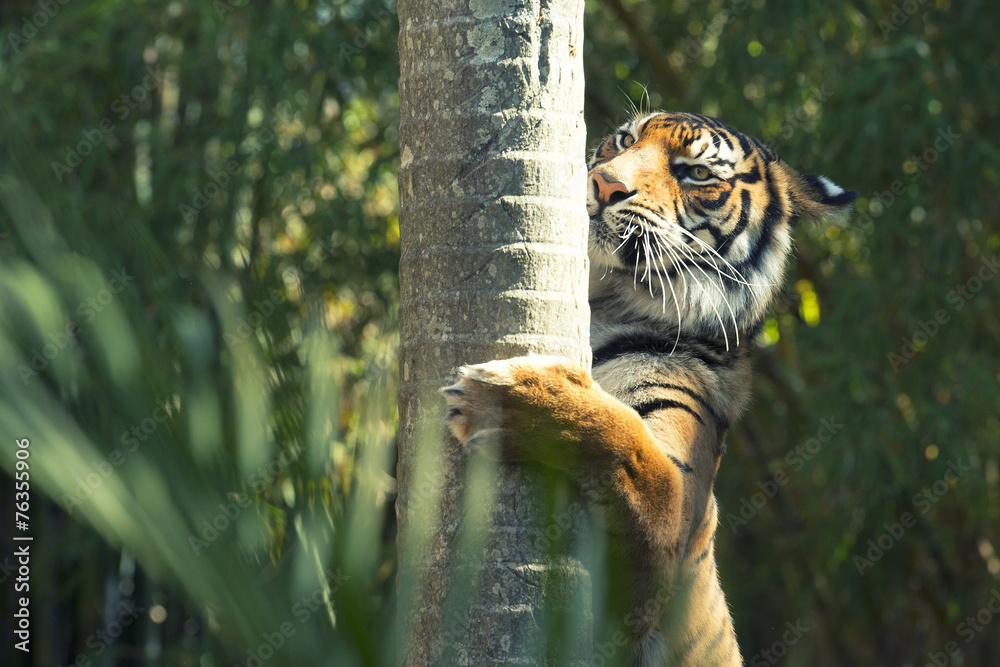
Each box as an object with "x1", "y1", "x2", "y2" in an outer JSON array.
[{"x1": 441, "y1": 111, "x2": 857, "y2": 665}]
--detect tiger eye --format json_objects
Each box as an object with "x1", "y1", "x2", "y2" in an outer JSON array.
[{"x1": 691, "y1": 166, "x2": 710, "y2": 180}]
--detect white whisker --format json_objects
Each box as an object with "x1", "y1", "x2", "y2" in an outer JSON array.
[
  {"x1": 632, "y1": 226, "x2": 642, "y2": 289},
  {"x1": 604, "y1": 206, "x2": 763, "y2": 351},
  {"x1": 642, "y1": 230, "x2": 655, "y2": 296},
  {"x1": 652, "y1": 232, "x2": 690, "y2": 304},
  {"x1": 613, "y1": 220, "x2": 637, "y2": 255},
  {"x1": 682, "y1": 260, "x2": 732, "y2": 351},
  {"x1": 674, "y1": 242, "x2": 740, "y2": 348},
  {"x1": 671, "y1": 224, "x2": 772, "y2": 294},
  {"x1": 653, "y1": 242, "x2": 684, "y2": 354}
]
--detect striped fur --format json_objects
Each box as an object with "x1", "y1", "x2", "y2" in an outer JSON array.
[{"x1": 443, "y1": 112, "x2": 856, "y2": 665}]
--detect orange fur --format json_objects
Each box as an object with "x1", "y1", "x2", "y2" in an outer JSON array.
[{"x1": 443, "y1": 112, "x2": 856, "y2": 665}]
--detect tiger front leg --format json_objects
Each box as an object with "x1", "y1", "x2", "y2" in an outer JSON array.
[
  {"x1": 441, "y1": 356, "x2": 684, "y2": 519},
  {"x1": 442, "y1": 355, "x2": 580, "y2": 467},
  {"x1": 443, "y1": 355, "x2": 693, "y2": 647}
]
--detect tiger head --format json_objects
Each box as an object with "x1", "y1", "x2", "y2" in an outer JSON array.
[{"x1": 587, "y1": 111, "x2": 857, "y2": 347}]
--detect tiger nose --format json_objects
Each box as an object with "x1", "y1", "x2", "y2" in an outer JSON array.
[{"x1": 592, "y1": 172, "x2": 631, "y2": 206}]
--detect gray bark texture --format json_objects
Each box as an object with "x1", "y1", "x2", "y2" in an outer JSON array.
[{"x1": 396, "y1": 0, "x2": 591, "y2": 664}]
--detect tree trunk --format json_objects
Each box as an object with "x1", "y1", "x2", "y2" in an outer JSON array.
[{"x1": 396, "y1": 0, "x2": 590, "y2": 664}]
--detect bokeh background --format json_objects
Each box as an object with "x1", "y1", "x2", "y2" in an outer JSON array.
[{"x1": 1, "y1": 0, "x2": 997, "y2": 665}]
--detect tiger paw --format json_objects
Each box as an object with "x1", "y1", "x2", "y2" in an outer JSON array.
[
  {"x1": 440, "y1": 362, "x2": 510, "y2": 455},
  {"x1": 440, "y1": 355, "x2": 591, "y2": 464}
]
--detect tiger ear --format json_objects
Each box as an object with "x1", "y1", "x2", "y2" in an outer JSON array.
[{"x1": 788, "y1": 170, "x2": 859, "y2": 226}]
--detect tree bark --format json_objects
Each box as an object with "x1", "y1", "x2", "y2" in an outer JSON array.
[{"x1": 396, "y1": 0, "x2": 591, "y2": 664}]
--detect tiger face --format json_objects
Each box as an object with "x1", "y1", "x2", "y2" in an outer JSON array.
[{"x1": 587, "y1": 111, "x2": 857, "y2": 345}]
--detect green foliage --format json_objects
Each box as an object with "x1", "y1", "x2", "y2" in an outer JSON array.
[
  {"x1": 0, "y1": 0, "x2": 997, "y2": 664},
  {"x1": 1, "y1": 0, "x2": 399, "y2": 664}
]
